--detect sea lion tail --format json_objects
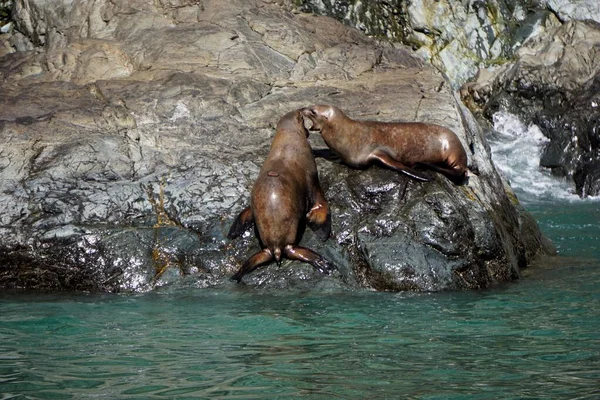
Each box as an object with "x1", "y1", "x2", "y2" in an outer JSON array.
[{"x1": 274, "y1": 248, "x2": 282, "y2": 264}]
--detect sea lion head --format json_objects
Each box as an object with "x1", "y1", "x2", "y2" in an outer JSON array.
[
  {"x1": 277, "y1": 109, "x2": 310, "y2": 138},
  {"x1": 300, "y1": 104, "x2": 342, "y2": 132}
]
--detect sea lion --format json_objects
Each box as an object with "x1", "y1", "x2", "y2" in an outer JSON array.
[
  {"x1": 301, "y1": 104, "x2": 469, "y2": 183},
  {"x1": 227, "y1": 110, "x2": 335, "y2": 282}
]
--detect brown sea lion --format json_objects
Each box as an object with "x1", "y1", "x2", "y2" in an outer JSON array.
[
  {"x1": 301, "y1": 105, "x2": 469, "y2": 183},
  {"x1": 227, "y1": 110, "x2": 335, "y2": 282}
]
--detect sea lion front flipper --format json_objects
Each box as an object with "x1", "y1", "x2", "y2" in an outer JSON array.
[
  {"x1": 227, "y1": 206, "x2": 254, "y2": 239},
  {"x1": 283, "y1": 245, "x2": 336, "y2": 275},
  {"x1": 231, "y1": 249, "x2": 273, "y2": 283},
  {"x1": 306, "y1": 187, "x2": 331, "y2": 242},
  {"x1": 369, "y1": 150, "x2": 433, "y2": 182},
  {"x1": 312, "y1": 148, "x2": 341, "y2": 162}
]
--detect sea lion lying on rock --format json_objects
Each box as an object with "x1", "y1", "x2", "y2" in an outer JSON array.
[
  {"x1": 227, "y1": 110, "x2": 335, "y2": 282},
  {"x1": 301, "y1": 104, "x2": 469, "y2": 183}
]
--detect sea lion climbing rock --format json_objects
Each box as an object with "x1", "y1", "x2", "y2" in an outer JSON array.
[
  {"x1": 227, "y1": 110, "x2": 335, "y2": 282},
  {"x1": 301, "y1": 105, "x2": 469, "y2": 183}
]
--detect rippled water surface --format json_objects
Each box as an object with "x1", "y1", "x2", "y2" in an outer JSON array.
[{"x1": 1, "y1": 219, "x2": 599, "y2": 399}]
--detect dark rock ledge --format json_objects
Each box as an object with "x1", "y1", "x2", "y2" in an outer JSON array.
[
  {"x1": 0, "y1": 0, "x2": 554, "y2": 292},
  {"x1": 461, "y1": 19, "x2": 600, "y2": 198}
]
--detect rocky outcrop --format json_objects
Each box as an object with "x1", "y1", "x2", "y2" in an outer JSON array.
[
  {"x1": 543, "y1": 0, "x2": 600, "y2": 23},
  {"x1": 290, "y1": 0, "x2": 600, "y2": 91},
  {"x1": 462, "y1": 20, "x2": 600, "y2": 197},
  {"x1": 290, "y1": 0, "x2": 600, "y2": 198},
  {"x1": 1, "y1": 1, "x2": 13, "y2": 24},
  {"x1": 0, "y1": 0, "x2": 553, "y2": 292},
  {"x1": 288, "y1": 0, "x2": 581, "y2": 89}
]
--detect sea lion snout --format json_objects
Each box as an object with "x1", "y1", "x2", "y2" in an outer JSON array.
[
  {"x1": 300, "y1": 107, "x2": 317, "y2": 131},
  {"x1": 300, "y1": 106, "x2": 325, "y2": 131},
  {"x1": 277, "y1": 110, "x2": 311, "y2": 137}
]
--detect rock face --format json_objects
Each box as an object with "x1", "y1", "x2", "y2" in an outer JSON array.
[
  {"x1": 0, "y1": 0, "x2": 553, "y2": 292},
  {"x1": 463, "y1": 20, "x2": 600, "y2": 198},
  {"x1": 291, "y1": 0, "x2": 600, "y2": 90},
  {"x1": 290, "y1": 0, "x2": 600, "y2": 198},
  {"x1": 542, "y1": 0, "x2": 600, "y2": 23},
  {"x1": 289, "y1": 0, "x2": 575, "y2": 89}
]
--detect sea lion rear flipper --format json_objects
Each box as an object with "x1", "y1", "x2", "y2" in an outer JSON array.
[
  {"x1": 306, "y1": 188, "x2": 331, "y2": 242},
  {"x1": 231, "y1": 249, "x2": 273, "y2": 282},
  {"x1": 369, "y1": 151, "x2": 433, "y2": 182},
  {"x1": 283, "y1": 245, "x2": 336, "y2": 275},
  {"x1": 418, "y1": 162, "x2": 468, "y2": 185},
  {"x1": 227, "y1": 206, "x2": 254, "y2": 239}
]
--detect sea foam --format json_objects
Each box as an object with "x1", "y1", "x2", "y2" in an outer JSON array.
[{"x1": 489, "y1": 111, "x2": 592, "y2": 203}]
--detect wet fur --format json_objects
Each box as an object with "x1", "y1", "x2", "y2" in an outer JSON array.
[
  {"x1": 227, "y1": 110, "x2": 334, "y2": 282},
  {"x1": 301, "y1": 105, "x2": 468, "y2": 184}
]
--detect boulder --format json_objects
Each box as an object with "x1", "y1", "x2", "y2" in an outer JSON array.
[
  {"x1": 462, "y1": 20, "x2": 600, "y2": 198},
  {"x1": 541, "y1": 0, "x2": 600, "y2": 23},
  {"x1": 0, "y1": 0, "x2": 553, "y2": 292}
]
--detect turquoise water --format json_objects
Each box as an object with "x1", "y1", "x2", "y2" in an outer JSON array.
[{"x1": 1, "y1": 198, "x2": 599, "y2": 399}]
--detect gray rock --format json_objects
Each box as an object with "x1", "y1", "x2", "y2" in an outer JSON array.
[
  {"x1": 0, "y1": 0, "x2": 553, "y2": 292},
  {"x1": 288, "y1": 0, "x2": 564, "y2": 88},
  {"x1": 542, "y1": 0, "x2": 600, "y2": 23},
  {"x1": 462, "y1": 20, "x2": 600, "y2": 197}
]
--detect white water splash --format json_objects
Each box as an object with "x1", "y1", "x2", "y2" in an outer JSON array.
[{"x1": 489, "y1": 111, "x2": 583, "y2": 202}]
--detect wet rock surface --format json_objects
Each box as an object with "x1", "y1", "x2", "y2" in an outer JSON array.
[
  {"x1": 0, "y1": 0, "x2": 553, "y2": 292},
  {"x1": 463, "y1": 20, "x2": 600, "y2": 198}
]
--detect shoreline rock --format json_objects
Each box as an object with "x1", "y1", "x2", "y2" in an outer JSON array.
[
  {"x1": 0, "y1": 0, "x2": 554, "y2": 292},
  {"x1": 462, "y1": 20, "x2": 600, "y2": 198}
]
